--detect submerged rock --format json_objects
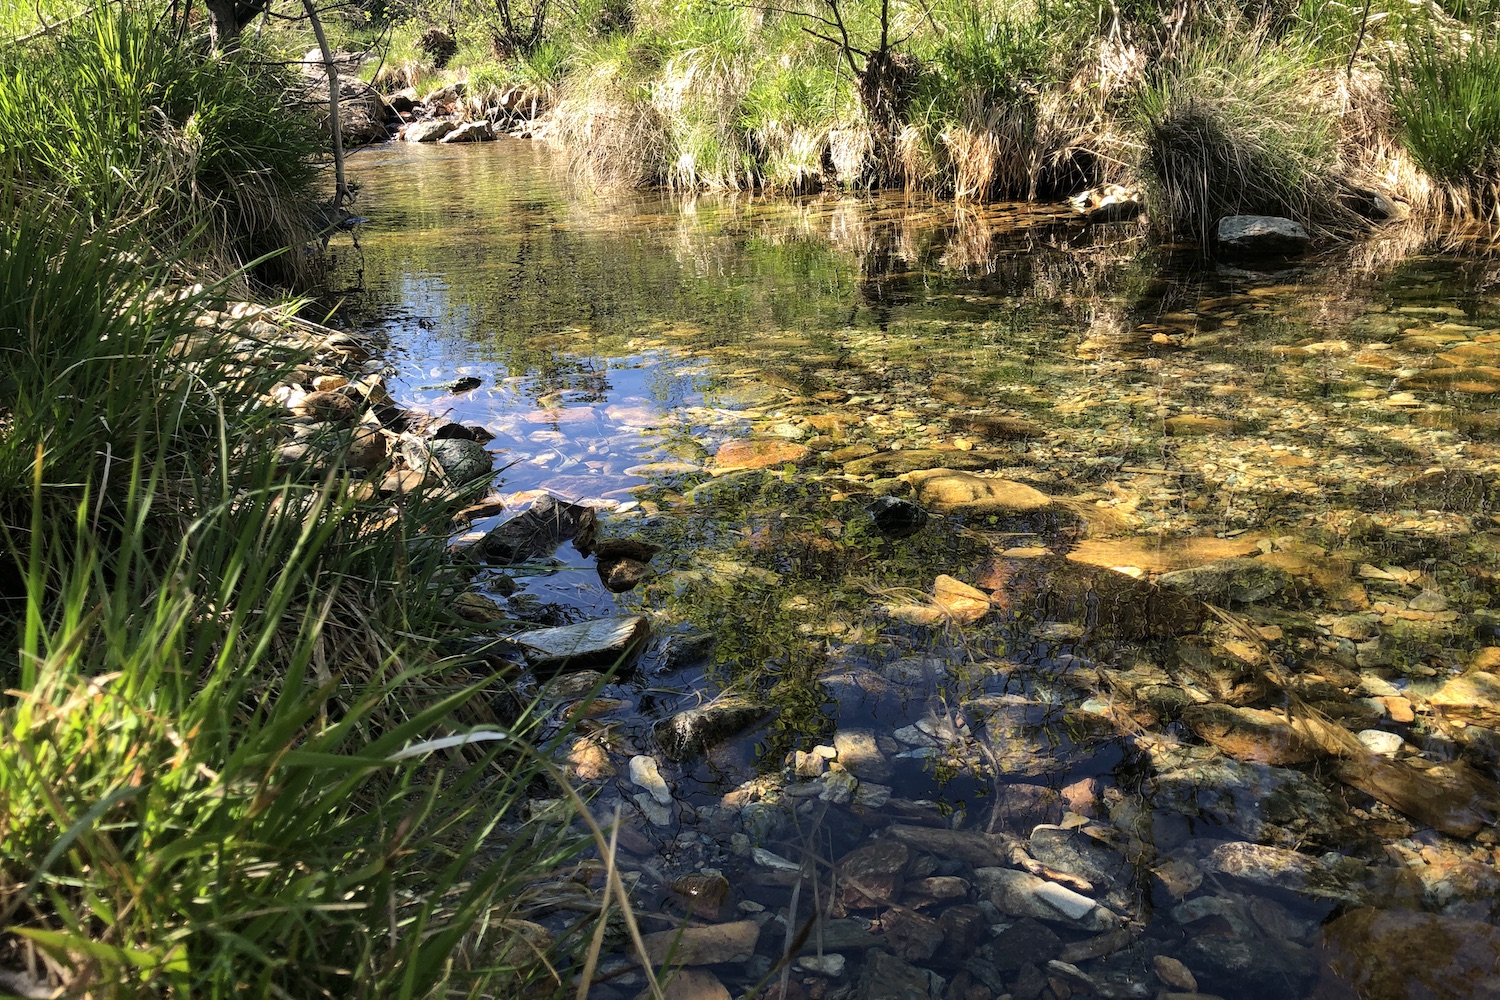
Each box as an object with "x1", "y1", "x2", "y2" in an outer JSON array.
[
  {"x1": 857, "y1": 951, "x2": 935, "y2": 1000},
  {"x1": 1147, "y1": 757, "x2": 1344, "y2": 845},
  {"x1": 1180, "y1": 704, "x2": 1318, "y2": 765},
  {"x1": 655, "y1": 696, "x2": 772, "y2": 760},
  {"x1": 1155, "y1": 557, "x2": 1293, "y2": 602},
  {"x1": 642, "y1": 920, "x2": 760, "y2": 966},
  {"x1": 866, "y1": 495, "x2": 929, "y2": 537},
  {"x1": 1322, "y1": 908, "x2": 1500, "y2": 1000},
  {"x1": 907, "y1": 469, "x2": 1054, "y2": 516}
]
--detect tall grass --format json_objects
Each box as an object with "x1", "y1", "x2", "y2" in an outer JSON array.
[
  {"x1": 1134, "y1": 28, "x2": 1358, "y2": 241},
  {"x1": 1387, "y1": 17, "x2": 1500, "y2": 215},
  {"x1": 0, "y1": 214, "x2": 594, "y2": 996},
  {"x1": 0, "y1": 4, "x2": 326, "y2": 286}
]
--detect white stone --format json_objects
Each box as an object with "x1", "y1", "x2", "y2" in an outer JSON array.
[
  {"x1": 629, "y1": 754, "x2": 673, "y2": 805},
  {"x1": 798, "y1": 954, "x2": 847, "y2": 977},
  {"x1": 1356, "y1": 729, "x2": 1405, "y2": 756}
]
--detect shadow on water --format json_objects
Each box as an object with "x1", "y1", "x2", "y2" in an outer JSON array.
[{"x1": 333, "y1": 139, "x2": 1500, "y2": 1000}]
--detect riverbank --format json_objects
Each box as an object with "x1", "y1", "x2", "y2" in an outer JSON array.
[
  {"x1": 357, "y1": 0, "x2": 1500, "y2": 247},
  {"x1": 0, "y1": 6, "x2": 601, "y2": 996}
]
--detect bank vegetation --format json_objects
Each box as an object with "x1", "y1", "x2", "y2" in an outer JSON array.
[
  {"x1": 0, "y1": 3, "x2": 605, "y2": 995},
  {"x1": 363, "y1": 0, "x2": 1500, "y2": 241}
]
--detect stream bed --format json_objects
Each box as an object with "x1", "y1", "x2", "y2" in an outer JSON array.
[{"x1": 335, "y1": 139, "x2": 1500, "y2": 1000}]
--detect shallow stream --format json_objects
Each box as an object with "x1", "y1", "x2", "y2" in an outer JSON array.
[{"x1": 336, "y1": 139, "x2": 1500, "y2": 1000}]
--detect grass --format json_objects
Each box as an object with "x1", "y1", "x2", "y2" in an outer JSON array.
[
  {"x1": 0, "y1": 4, "x2": 328, "y2": 287},
  {"x1": 1387, "y1": 15, "x2": 1500, "y2": 215},
  {"x1": 0, "y1": 202, "x2": 608, "y2": 997},
  {"x1": 1133, "y1": 28, "x2": 1359, "y2": 241}
]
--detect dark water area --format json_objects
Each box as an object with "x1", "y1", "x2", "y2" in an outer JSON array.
[{"x1": 334, "y1": 139, "x2": 1500, "y2": 1000}]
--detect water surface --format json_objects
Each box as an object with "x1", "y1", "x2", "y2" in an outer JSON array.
[{"x1": 337, "y1": 139, "x2": 1500, "y2": 1000}]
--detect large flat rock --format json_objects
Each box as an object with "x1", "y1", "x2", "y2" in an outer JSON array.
[{"x1": 515, "y1": 615, "x2": 648, "y2": 673}]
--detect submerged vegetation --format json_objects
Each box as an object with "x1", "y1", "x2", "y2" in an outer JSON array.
[{"x1": 358, "y1": 0, "x2": 1500, "y2": 237}]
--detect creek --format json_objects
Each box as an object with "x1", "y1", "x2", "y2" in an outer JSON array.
[{"x1": 336, "y1": 139, "x2": 1500, "y2": 1000}]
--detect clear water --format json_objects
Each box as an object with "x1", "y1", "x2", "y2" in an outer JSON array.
[{"x1": 336, "y1": 139, "x2": 1500, "y2": 1000}]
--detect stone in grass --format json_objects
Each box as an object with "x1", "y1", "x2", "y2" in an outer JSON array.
[
  {"x1": 514, "y1": 614, "x2": 649, "y2": 674},
  {"x1": 1216, "y1": 216, "x2": 1311, "y2": 258},
  {"x1": 401, "y1": 437, "x2": 493, "y2": 485}
]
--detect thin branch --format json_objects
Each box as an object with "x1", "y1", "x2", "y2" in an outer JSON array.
[{"x1": 301, "y1": 0, "x2": 348, "y2": 208}]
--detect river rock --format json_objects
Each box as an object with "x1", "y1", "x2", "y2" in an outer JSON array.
[
  {"x1": 629, "y1": 754, "x2": 673, "y2": 806},
  {"x1": 439, "y1": 120, "x2": 494, "y2": 143},
  {"x1": 344, "y1": 425, "x2": 387, "y2": 469},
  {"x1": 292, "y1": 389, "x2": 359, "y2": 423},
  {"x1": 836, "y1": 840, "x2": 910, "y2": 911},
  {"x1": 1332, "y1": 754, "x2": 1500, "y2": 838},
  {"x1": 1173, "y1": 895, "x2": 1318, "y2": 996},
  {"x1": 844, "y1": 450, "x2": 1008, "y2": 476},
  {"x1": 1155, "y1": 558, "x2": 1292, "y2": 602},
  {"x1": 657, "y1": 968, "x2": 731, "y2": 1000},
  {"x1": 1321, "y1": 908, "x2": 1500, "y2": 1000},
  {"x1": 906, "y1": 469, "x2": 1053, "y2": 516},
  {"x1": 992, "y1": 917, "x2": 1063, "y2": 970},
  {"x1": 932, "y1": 574, "x2": 991, "y2": 623},
  {"x1": 712, "y1": 439, "x2": 811, "y2": 469},
  {"x1": 1147, "y1": 758, "x2": 1343, "y2": 845},
  {"x1": 1027, "y1": 825, "x2": 1130, "y2": 892},
  {"x1": 834, "y1": 729, "x2": 893, "y2": 781},
  {"x1": 514, "y1": 615, "x2": 649, "y2": 673},
  {"x1": 1180, "y1": 704, "x2": 1318, "y2": 765},
  {"x1": 797, "y1": 954, "x2": 846, "y2": 977},
  {"x1": 883, "y1": 825, "x2": 1008, "y2": 867},
  {"x1": 952, "y1": 414, "x2": 1047, "y2": 439},
  {"x1": 857, "y1": 951, "x2": 935, "y2": 1000},
  {"x1": 973, "y1": 868, "x2": 1118, "y2": 930},
  {"x1": 402, "y1": 437, "x2": 493, "y2": 484},
  {"x1": 1152, "y1": 955, "x2": 1197, "y2": 992},
  {"x1": 867, "y1": 495, "x2": 929, "y2": 537},
  {"x1": 479, "y1": 495, "x2": 596, "y2": 563},
  {"x1": 404, "y1": 119, "x2": 457, "y2": 142},
  {"x1": 642, "y1": 920, "x2": 761, "y2": 966},
  {"x1": 1216, "y1": 216, "x2": 1310, "y2": 257},
  {"x1": 1204, "y1": 841, "x2": 1367, "y2": 903},
  {"x1": 884, "y1": 910, "x2": 944, "y2": 962},
  {"x1": 655, "y1": 696, "x2": 772, "y2": 760},
  {"x1": 1428, "y1": 669, "x2": 1500, "y2": 726}
]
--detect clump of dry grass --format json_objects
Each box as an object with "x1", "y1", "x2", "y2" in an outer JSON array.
[{"x1": 1134, "y1": 29, "x2": 1363, "y2": 242}]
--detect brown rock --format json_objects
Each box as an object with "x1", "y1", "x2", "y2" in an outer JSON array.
[
  {"x1": 1428, "y1": 670, "x2": 1500, "y2": 727},
  {"x1": 1321, "y1": 908, "x2": 1500, "y2": 1000},
  {"x1": 933, "y1": 574, "x2": 991, "y2": 624},
  {"x1": 1164, "y1": 415, "x2": 1242, "y2": 436},
  {"x1": 344, "y1": 425, "x2": 387, "y2": 469},
  {"x1": 713, "y1": 439, "x2": 812, "y2": 469},
  {"x1": 1153, "y1": 955, "x2": 1199, "y2": 991},
  {"x1": 884, "y1": 909, "x2": 944, "y2": 961},
  {"x1": 642, "y1": 920, "x2": 760, "y2": 966},
  {"x1": 1066, "y1": 535, "x2": 1262, "y2": 574},
  {"x1": 907, "y1": 469, "x2": 1054, "y2": 516},
  {"x1": 293, "y1": 389, "x2": 359, "y2": 423},
  {"x1": 836, "y1": 841, "x2": 910, "y2": 910},
  {"x1": 953, "y1": 415, "x2": 1047, "y2": 440},
  {"x1": 654, "y1": 968, "x2": 731, "y2": 1000},
  {"x1": 1181, "y1": 704, "x2": 1319, "y2": 765}
]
